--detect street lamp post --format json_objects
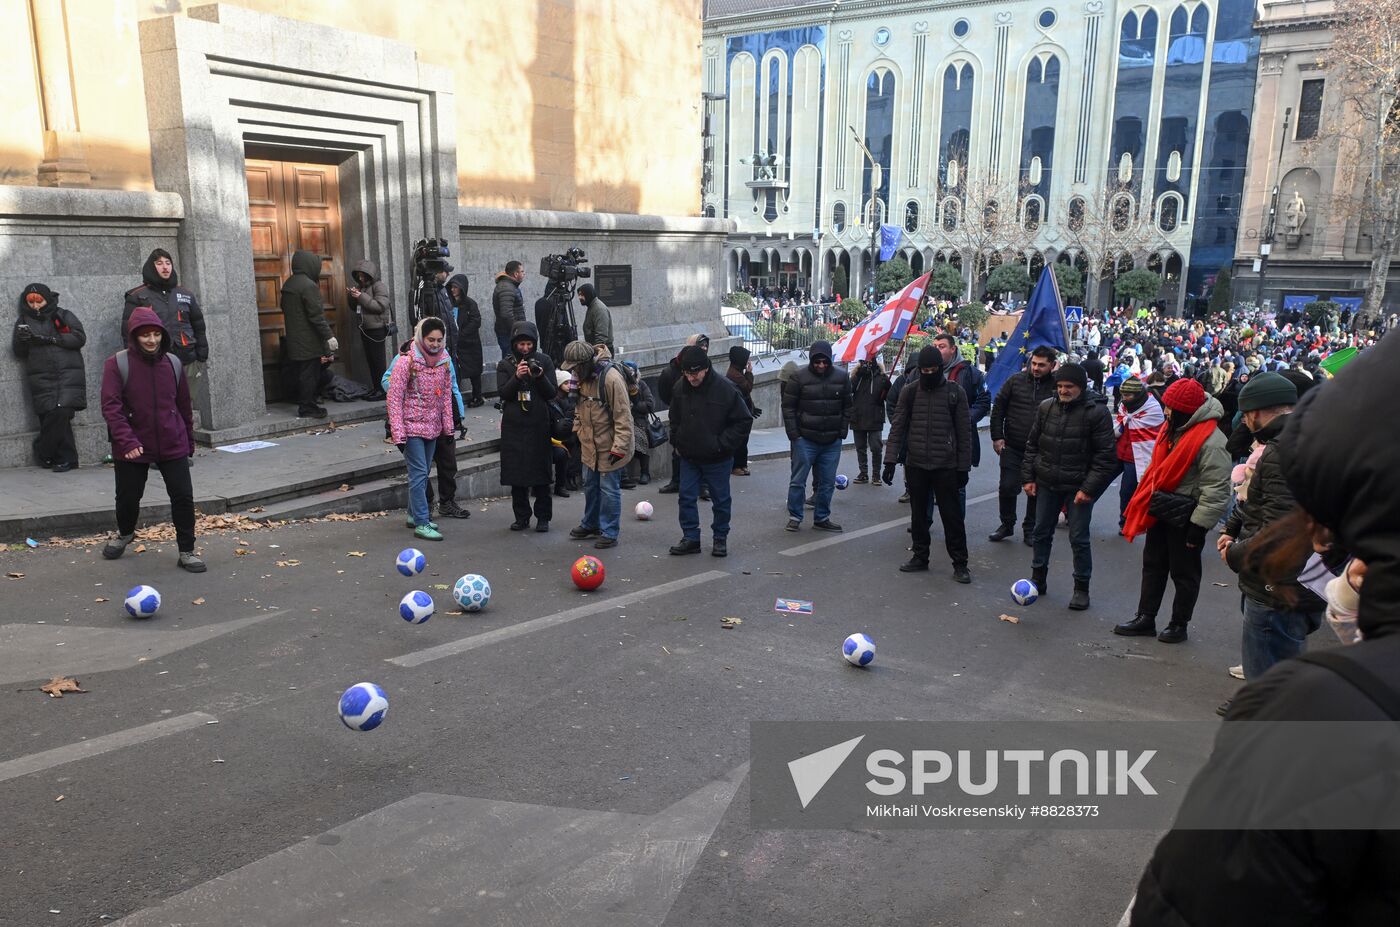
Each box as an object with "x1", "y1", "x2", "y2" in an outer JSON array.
[
  {"x1": 849, "y1": 125, "x2": 882, "y2": 300},
  {"x1": 1253, "y1": 107, "x2": 1292, "y2": 315}
]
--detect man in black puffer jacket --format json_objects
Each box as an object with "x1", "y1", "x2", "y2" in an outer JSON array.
[
  {"x1": 990, "y1": 345, "x2": 1057, "y2": 544},
  {"x1": 887, "y1": 346, "x2": 972, "y2": 580},
  {"x1": 1021, "y1": 363, "x2": 1117, "y2": 609},
  {"x1": 14, "y1": 284, "x2": 86, "y2": 471},
  {"x1": 782, "y1": 340, "x2": 851, "y2": 532},
  {"x1": 849, "y1": 356, "x2": 889, "y2": 484}
]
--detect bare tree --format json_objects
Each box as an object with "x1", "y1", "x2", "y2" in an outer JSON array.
[
  {"x1": 1329, "y1": 0, "x2": 1400, "y2": 318},
  {"x1": 1062, "y1": 182, "x2": 1170, "y2": 310},
  {"x1": 932, "y1": 172, "x2": 1039, "y2": 299}
]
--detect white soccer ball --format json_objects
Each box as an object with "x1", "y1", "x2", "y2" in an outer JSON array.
[
  {"x1": 842, "y1": 632, "x2": 876, "y2": 667},
  {"x1": 452, "y1": 573, "x2": 492, "y2": 612},
  {"x1": 1010, "y1": 579, "x2": 1040, "y2": 606},
  {"x1": 635, "y1": 500, "x2": 654, "y2": 520},
  {"x1": 399, "y1": 590, "x2": 434, "y2": 624},
  {"x1": 338, "y1": 682, "x2": 388, "y2": 732},
  {"x1": 395, "y1": 547, "x2": 426, "y2": 577},
  {"x1": 124, "y1": 584, "x2": 161, "y2": 618}
]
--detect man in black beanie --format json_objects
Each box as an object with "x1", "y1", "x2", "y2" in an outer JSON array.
[{"x1": 1021, "y1": 362, "x2": 1118, "y2": 609}]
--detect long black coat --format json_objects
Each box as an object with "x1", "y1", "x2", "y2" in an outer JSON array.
[
  {"x1": 495, "y1": 321, "x2": 557, "y2": 486},
  {"x1": 448, "y1": 274, "x2": 483, "y2": 378},
  {"x1": 13, "y1": 295, "x2": 87, "y2": 414},
  {"x1": 1021, "y1": 393, "x2": 1118, "y2": 497}
]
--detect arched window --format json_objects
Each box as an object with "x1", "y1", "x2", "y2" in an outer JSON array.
[
  {"x1": 904, "y1": 200, "x2": 921, "y2": 233},
  {"x1": 702, "y1": 204, "x2": 716, "y2": 218},
  {"x1": 983, "y1": 199, "x2": 1000, "y2": 230},
  {"x1": 832, "y1": 202, "x2": 846, "y2": 233},
  {"x1": 1067, "y1": 196, "x2": 1086, "y2": 231},
  {"x1": 1111, "y1": 194, "x2": 1134, "y2": 231},
  {"x1": 1157, "y1": 194, "x2": 1181, "y2": 232},
  {"x1": 1023, "y1": 197, "x2": 1043, "y2": 231},
  {"x1": 942, "y1": 198, "x2": 961, "y2": 231}
]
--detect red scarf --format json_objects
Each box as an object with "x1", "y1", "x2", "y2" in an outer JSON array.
[{"x1": 1121, "y1": 419, "x2": 1216, "y2": 541}]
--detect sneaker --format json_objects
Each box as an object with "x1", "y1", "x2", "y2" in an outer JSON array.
[
  {"x1": 406, "y1": 516, "x2": 417, "y2": 528},
  {"x1": 785, "y1": 518, "x2": 801, "y2": 532},
  {"x1": 437, "y1": 500, "x2": 471, "y2": 519},
  {"x1": 638, "y1": 473, "x2": 651, "y2": 485},
  {"x1": 669, "y1": 538, "x2": 702, "y2": 555},
  {"x1": 1228, "y1": 664, "x2": 1245, "y2": 680},
  {"x1": 594, "y1": 537, "x2": 618, "y2": 549},
  {"x1": 658, "y1": 482, "x2": 680, "y2": 494},
  {"x1": 570, "y1": 525, "x2": 601, "y2": 539},
  {"x1": 711, "y1": 539, "x2": 728, "y2": 557},
  {"x1": 897, "y1": 491, "x2": 910, "y2": 504},
  {"x1": 177, "y1": 551, "x2": 207, "y2": 573},
  {"x1": 805, "y1": 495, "x2": 816, "y2": 507},
  {"x1": 853, "y1": 473, "x2": 869, "y2": 484},
  {"x1": 1216, "y1": 698, "x2": 1233, "y2": 718},
  {"x1": 813, "y1": 519, "x2": 843, "y2": 532},
  {"x1": 102, "y1": 532, "x2": 135, "y2": 560},
  {"x1": 413, "y1": 525, "x2": 444, "y2": 542},
  {"x1": 535, "y1": 521, "x2": 550, "y2": 533}
]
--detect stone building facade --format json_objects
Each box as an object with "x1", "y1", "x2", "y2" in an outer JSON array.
[
  {"x1": 702, "y1": 0, "x2": 1259, "y2": 312},
  {"x1": 1, "y1": 1, "x2": 726, "y2": 468}
]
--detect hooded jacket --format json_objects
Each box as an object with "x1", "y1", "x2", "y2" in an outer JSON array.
[
  {"x1": 348, "y1": 259, "x2": 392, "y2": 333},
  {"x1": 13, "y1": 284, "x2": 87, "y2": 415},
  {"x1": 100, "y1": 307, "x2": 193, "y2": 463},
  {"x1": 122, "y1": 249, "x2": 207, "y2": 363},
  {"x1": 782, "y1": 340, "x2": 851, "y2": 445},
  {"x1": 669, "y1": 352, "x2": 753, "y2": 464},
  {"x1": 492, "y1": 272, "x2": 525, "y2": 339},
  {"x1": 447, "y1": 273, "x2": 483, "y2": 378},
  {"x1": 725, "y1": 345, "x2": 755, "y2": 412},
  {"x1": 849, "y1": 360, "x2": 890, "y2": 431},
  {"x1": 887, "y1": 374, "x2": 972, "y2": 473},
  {"x1": 495, "y1": 321, "x2": 558, "y2": 486},
  {"x1": 1020, "y1": 391, "x2": 1118, "y2": 497},
  {"x1": 280, "y1": 249, "x2": 335, "y2": 362},
  {"x1": 385, "y1": 321, "x2": 455, "y2": 445}
]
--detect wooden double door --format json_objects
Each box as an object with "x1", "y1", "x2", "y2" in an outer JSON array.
[{"x1": 245, "y1": 158, "x2": 348, "y2": 402}]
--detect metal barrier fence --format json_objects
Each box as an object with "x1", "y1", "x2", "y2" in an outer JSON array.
[{"x1": 722, "y1": 305, "x2": 845, "y2": 359}]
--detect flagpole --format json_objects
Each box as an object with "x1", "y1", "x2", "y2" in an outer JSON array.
[{"x1": 889, "y1": 278, "x2": 931, "y2": 371}]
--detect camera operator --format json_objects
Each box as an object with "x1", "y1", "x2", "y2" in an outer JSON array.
[
  {"x1": 579, "y1": 284, "x2": 614, "y2": 357},
  {"x1": 497, "y1": 321, "x2": 557, "y2": 531},
  {"x1": 493, "y1": 261, "x2": 526, "y2": 359}
]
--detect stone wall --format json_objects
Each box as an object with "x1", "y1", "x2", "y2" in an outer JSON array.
[{"x1": 0, "y1": 185, "x2": 184, "y2": 468}]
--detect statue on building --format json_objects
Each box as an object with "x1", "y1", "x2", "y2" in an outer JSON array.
[{"x1": 1284, "y1": 191, "x2": 1307, "y2": 235}]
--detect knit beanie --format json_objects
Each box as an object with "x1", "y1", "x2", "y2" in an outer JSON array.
[
  {"x1": 1161, "y1": 378, "x2": 1206, "y2": 414},
  {"x1": 678, "y1": 345, "x2": 709, "y2": 371},
  {"x1": 560, "y1": 340, "x2": 594, "y2": 371},
  {"x1": 1119, "y1": 376, "x2": 1146, "y2": 396},
  {"x1": 916, "y1": 345, "x2": 942, "y2": 369},
  {"x1": 1054, "y1": 363, "x2": 1088, "y2": 390},
  {"x1": 1237, "y1": 371, "x2": 1298, "y2": 412}
]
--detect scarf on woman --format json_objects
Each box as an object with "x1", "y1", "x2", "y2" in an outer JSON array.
[
  {"x1": 1121, "y1": 418, "x2": 1218, "y2": 541},
  {"x1": 413, "y1": 318, "x2": 446, "y2": 363}
]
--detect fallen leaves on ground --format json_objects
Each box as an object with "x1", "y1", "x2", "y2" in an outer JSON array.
[
  {"x1": 7, "y1": 571, "x2": 24, "y2": 579},
  {"x1": 237, "y1": 539, "x2": 250, "y2": 547},
  {"x1": 133, "y1": 545, "x2": 147, "y2": 554},
  {"x1": 275, "y1": 559, "x2": 301, "y2": 568},
  {"x1": 43, "y1": 508, "x2": 389, "y2": 547},
  {"x1": 192, "y1": 597, "x2": 206, "y2": 606},
  {"x1": 721, "y1": 616, "x2": 743, "y2": 629},
  {"x1": 998, "y1": 613, "x2": 1021, "y2": 625},
  {"x1": 40, "y1": 676, "x2": 88, "y2": 698},
  {"x1": 347, "y1": 551, "x2": 367, "y2": 557},
  {"x1": 94, "y1": 597, "x2": 108, "y2": 603},
  {"x1": 337, "y1": 484, "x2": 352, "y2": 492},
  {"x1": 431, "y1": 584, "x2": 450, "y2": 590},
  {"x1": 234, "y1": 548, "x2": 254, "y2": 557}
]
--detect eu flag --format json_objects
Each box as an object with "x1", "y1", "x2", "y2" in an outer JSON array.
[
  {"x1": 879, "y1": 224, "x2": 901, "y2": 261},
  {"x1": 984, "y1": 266, "x2": 1069, "y2": 399}
]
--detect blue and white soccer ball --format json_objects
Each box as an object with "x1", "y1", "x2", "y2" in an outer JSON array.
[
  {"x1": 124, "y1": 584, "x2": 161, "y2": 618},
  {"x1": 395, "y1": 547, "x2": 426, "y2": 577},
  {"x1": 842, "y1": 632, "x2": 876, "y2": 667},
  {"x1": 835, "y1": 474, "x2": 851, "y2": 491},
  {"x1": 1010, "y1": 579, "x2": 1040, "y2": 606},
  {"x1": 399, "y1": 590, "x2": 434, "y2": 624},
  {"x1": 338, "y1": 682, "x2": 388, "y2": 731},
  {"x1": 453, "y1": 573, "x2": 492, "y2": 612}
]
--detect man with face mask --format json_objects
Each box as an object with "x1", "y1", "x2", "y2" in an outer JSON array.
[
  {"x1": 886, "y1": 346, "x2": 972, "y2": 580},
  {"x1": 782, "y1": 340, "x2": 852, "y2": 532}
]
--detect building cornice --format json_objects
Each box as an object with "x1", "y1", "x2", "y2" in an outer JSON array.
[{"x1": 703, "y1": 0, "x2": 1033, "y2": 38}]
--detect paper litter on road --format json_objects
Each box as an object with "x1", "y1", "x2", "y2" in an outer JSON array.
[
  {"x1": 998, "y1": 614, "x2": 1022, "y2": 624},
  {"x1": 216, "y1": 440, "x2": 278, "y2": 453},
  {"x1": 774, "y1": 597, "x2": 813, "y2": 615}
]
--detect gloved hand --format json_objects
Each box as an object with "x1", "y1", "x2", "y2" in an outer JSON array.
[
  {"x1": 957, "y1": 470, "x2": 969, "y2": 488},
  {"x1": 326, "y1": 336, "x2": 339, "y2": 353},
  {"x1": 1184, "y1": 522, "x2": 1207, "y2": 549},
  {"x1": 881, "y1": 462, "x2": 896, "y2": 485}
]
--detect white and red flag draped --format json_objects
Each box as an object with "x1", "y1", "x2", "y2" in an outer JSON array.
[{"x1": 832, "y1": 272, "x2": 930, "y2": 363}]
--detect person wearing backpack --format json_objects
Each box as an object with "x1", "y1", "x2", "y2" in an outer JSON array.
[
  {"x1": 99, "y1": 307, "x2": 204, "y2": 572},
  {"x1": 560, "y1": 340, "x2": 633, "y2": 549}
]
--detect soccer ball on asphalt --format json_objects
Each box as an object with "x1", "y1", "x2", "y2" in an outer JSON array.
[
  {"x1": 452, "y1": 573, "x2": 492, "y2": 612},
  {"x1": 338, "y1": 682, "x2": 388, "y2": 731},
  {"x1": 571, "y1": 555, "x2": 605, "y2": 591},
  {"x1": 835, "y1": 474, "x2": 850, "y2": 490},
  {"x1": 399, "y1": 590, "x2": 434, "y2": 624},
  {"x1": 395, "y1": 547, "x2": 426, "y2": 577},
  {"x1": 1010, "y1": 579, "x2": 1040, "y2": 606},
  {"x1": 635, "y1": 501, "x2": 654, "y2": 520},
  {"x1": 124, "y1": 584, "x2": 161, "y2": 618},
  {"x1": 842, "y1": 632, "x2": 876, "y2": 667}
]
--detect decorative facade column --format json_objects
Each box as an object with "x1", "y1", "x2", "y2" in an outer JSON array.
[{"x1": 29, "y1": 0, "x2": 91, "y2": 187}]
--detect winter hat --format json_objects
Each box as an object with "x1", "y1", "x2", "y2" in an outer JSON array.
[
  {"x1": 1279, "y1": 368, "x2": 1318, "y2": 399},
  {"x1": 729, "y1": 345, "x2": 750, "y2": 368},
  {"x1": 678, "y1": 345, "x2": 710, "y2": 371},
  {"x1": 21, "y1": 283, "x2": 55, "y2": 306},
  {"x1": 809, "y1": 340, "x2": 833, "y2": 363},
  {"x1": 1119, "y1": 376, "x2": 1146, "y2": 396},
  {"x1": 559, "y1": 340, "x2": 594, "y2": 372},
  {"x1": 555, "y1": 370, "x2": 572, "y2": 387},
  {"x1": 916, "y1": 345, "x2": 942, "y2": 369},
  {"x1": 1237, "y1": 372, "x2": 1298, "y2": 412},
  {"x1": 1054, "y1": 363, "x2": 1088, "y2": 390},
  {"x1": 1161, "y1": 378, "x2": 1207, "y2": 414}
]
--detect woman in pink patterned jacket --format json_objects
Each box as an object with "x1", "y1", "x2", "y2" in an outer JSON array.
[{"x1": 387, "y1": 317, "x2": 455, "y2": 541}]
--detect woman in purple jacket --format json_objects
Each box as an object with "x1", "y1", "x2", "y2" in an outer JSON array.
[{"x1": 99, "y1": 306, "x2": 204, "y2": 572}]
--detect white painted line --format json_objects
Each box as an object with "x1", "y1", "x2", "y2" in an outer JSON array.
[
  {"x1": 0, "y1": 711, "x2": 217, "y2": 783},
  {"x1": 1117, "y1": 895, "x2": 1135, "y2": 926},
  {"x1": 388, "y1": 570, "x2": 731, "y2": 668},
  {"x1": 780, "y1": 490, "x2": 998, "y2": 557}
]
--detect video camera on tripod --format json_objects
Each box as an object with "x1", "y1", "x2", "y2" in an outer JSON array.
[
  {"x1": 408, "y1": 237, "x2": 452, "y2": 330},
  {"x1": 538, "y1": 247, "x2": 590, "y2": 361}
]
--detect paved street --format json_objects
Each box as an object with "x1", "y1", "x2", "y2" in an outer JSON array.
[{"x1": 0, "y1": 449, "x2": 1246, "y2": 927}]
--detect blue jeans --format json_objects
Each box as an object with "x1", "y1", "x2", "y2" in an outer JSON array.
[
  {"x1": 497, "y1": 334, "x2": 513, "y2": 360},
  {"x1": 679, "y1": 457, "x2": 733, "y2": 541},
  {"x1": 1241, "y1": 596, "x2": 1323, "y2": 681},
  {"x1": 581, "y1": 465, "x2": 623, "y2": 540},
  {"x1": 403, "y1": 437, "x2": 437, "y2": 526},
  {"x1": 1031, "y1": 488, "x2": 1095, "y2": 583},
  {"x1": 787, "y1": 437, "x2": 841, "y2": 522}
]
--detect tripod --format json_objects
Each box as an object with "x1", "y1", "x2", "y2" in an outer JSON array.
[{"x1": 539, "y1": 282, "x2": 578, "y2": 364}]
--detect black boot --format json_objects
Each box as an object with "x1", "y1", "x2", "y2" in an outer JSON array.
[
  {"x1": 659, "y1": 480, "x2": 679, "y2": 494},
  {"x1": 1113, "y1": 614, "x2": 1157, "y2": 636},
  {"x1": 899, "y1": 553, "x2": 929, "y2": 572},
  {"x1": 1068, "y1": 580, "x2": 1090, "y2": 611},
  {"x1": 988, "y1": 524, "x2": 1015, "y2": 542},
  {"x1": 1157, "y1": 622, "x2": 1188, "y2": 644},
  {"x1": 1031, "y1": 567, "x2": 1048, "y2": 597}
]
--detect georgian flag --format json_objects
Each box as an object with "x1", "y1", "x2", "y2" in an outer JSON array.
[{"x1": 833, "y1": 271, "x2": 930, "y2": 363}]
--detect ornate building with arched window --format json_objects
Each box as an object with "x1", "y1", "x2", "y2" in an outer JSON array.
[{"x1": 703, "y1": 0, "x2": 1259, "y2": 313}]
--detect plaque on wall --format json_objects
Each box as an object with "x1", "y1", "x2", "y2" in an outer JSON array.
[{"x1": 593, "y1": 264, "x2": 633, "y2": 306}]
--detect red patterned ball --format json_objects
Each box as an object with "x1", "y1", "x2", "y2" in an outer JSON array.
[{"x1": 571, "y1": 555, "x2": 606, "y2": 591}]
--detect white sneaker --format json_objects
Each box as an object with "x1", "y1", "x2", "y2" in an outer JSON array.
[{"x1": 1228, "y1": 664, "x2": 1245, "y2": 680}]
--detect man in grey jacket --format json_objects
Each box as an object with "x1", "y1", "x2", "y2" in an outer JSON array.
[
  {"x1": 492, "y1": 261, "x2": 526, "y2": 359},
  {"x1": 578, "y1": 284, "x2": 614, "y2": 357}
]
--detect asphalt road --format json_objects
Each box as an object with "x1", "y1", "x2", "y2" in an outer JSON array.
[{"x1": 0, "y1": 449, "x2": 1248, "y2": 927}]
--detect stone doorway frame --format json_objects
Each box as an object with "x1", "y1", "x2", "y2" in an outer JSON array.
[{"x1": 138, "y1": 3, "x2": 458, "y2": 432}]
